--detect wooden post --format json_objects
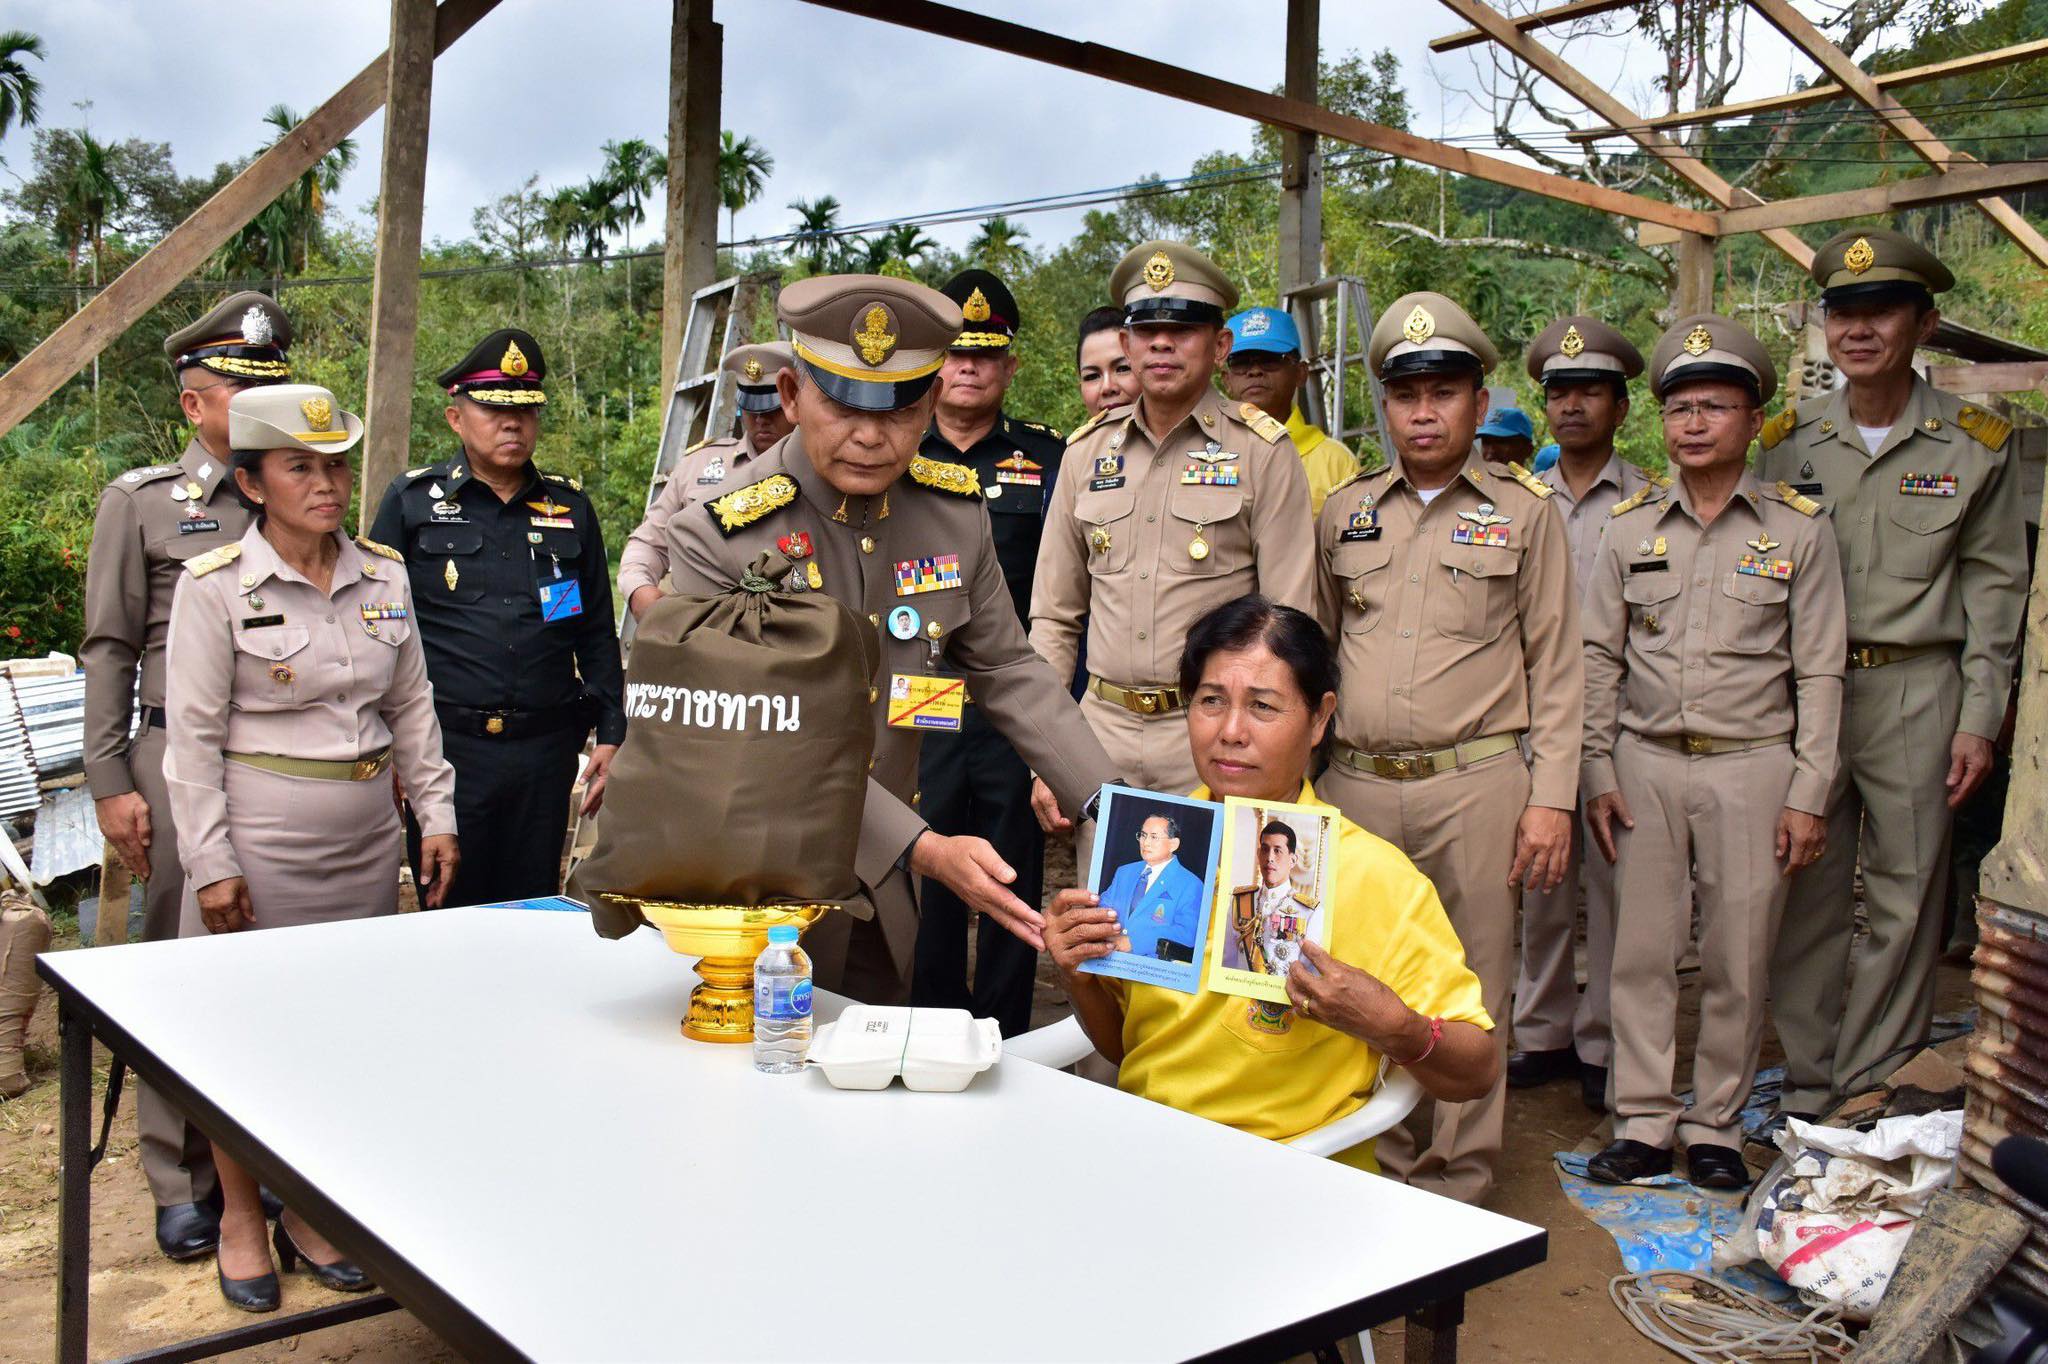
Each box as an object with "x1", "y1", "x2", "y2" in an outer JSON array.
[
  {"x1": 360, "y1": 0, "x2": 438, "y2": 523},
  {"x1": 1277, "y1": 0, "x2": 1322, "y2": 306},
  {"x1": 1676, "y1": 231, "x2": 1714, "y2": 316},
  {"x1": 661, "y1": 0, "x2": 722, "y2": 398},
  {"x1": 1980, "y1": 465, "x2": 2048, "y2": 919}
]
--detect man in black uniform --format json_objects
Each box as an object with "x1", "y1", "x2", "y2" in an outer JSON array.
[
  {"x1": 370, "y1": 328, "x2": 627, "y2": 906},
  {"x1": 910, "y1": 269, "x2": 1066, "y2": 1036}
]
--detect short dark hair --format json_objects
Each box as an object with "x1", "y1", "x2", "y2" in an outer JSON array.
[
  {"x1": 1142, "y1": 812, "x2": 1182, "y2": 840},
  {"x1": 1259, "y1": 820, "x2": 1297, "y2": 854},
  {"x1": 1178, "y1": 594, "x2": 1338, "y2": 711},
  {"x1": 1076, "y1": 306, "x2": 1125, "y2": 367}
]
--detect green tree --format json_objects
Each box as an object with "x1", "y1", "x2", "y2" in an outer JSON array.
[
  {"x1": 473, "y1": 174, "x2": 545, "y2": 318},
  {"x1": 600, "y1": 137, "x2": 662, "y2": 310},
  {"x1": 260, "y1": 104, "x2": 358, "y2": 271},
  {"x1": 717, "y1": 130, "x2": 773, "y2": 246},
  {"x1": 787, "y1": 194, "x2": 843, "y2": 274},
  {"x1": 862, "y1": 221, "x2": 936, "y2": 274},
  {"x1": 0, "y1": 30, "x2": 45, "y2": 149},
  {"x1": 968, "y1": 214, "x2": 1030, "y2": 273}
]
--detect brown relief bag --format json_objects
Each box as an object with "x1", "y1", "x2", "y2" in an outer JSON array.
[{"x1": 572, "y1": 553, "x2": 878, "y2": 936}]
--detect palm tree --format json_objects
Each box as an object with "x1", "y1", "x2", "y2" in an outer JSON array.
[
  {"x1": 0, "y1": 30, "x2": 44, "y2": 146},
  {"x1": 63, "y1": 129, "x2": 128, "y2": 418},
  {"x1": 260, "y1": 104, "x2": 358, "y2": 271},
  {"x1": 862, "y1": 222, "x2": 936, "y2": 273},
  {"x1": 600, "y1": 137, "x2": 662, "y2": 310},
  {"x1": 968, "y1": 215, "x2": 1030, "y2": 273},
  {"x1": 717, "y1": 130, "x2": 773, "y2": 248},
  {"x1": 787, "y1": 195, "x2": 842, "y2": 274}
]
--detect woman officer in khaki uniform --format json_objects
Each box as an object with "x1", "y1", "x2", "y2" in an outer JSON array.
[{"x1": 164, "y1": 382, "x2": 458, "y2": 1312}]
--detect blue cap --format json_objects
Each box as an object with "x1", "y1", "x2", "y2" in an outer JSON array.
[
  {"x1": 1475, "y1": 407, "x2": 1535, "y2": 441},
  {"x1": 1532, "y1": 442, "x2": 1560, "y2": 473},
  {"x1": 767, "y1": 924, "x2": 800, "y2": 945},
  {"x1": 1225, "y1": 306, "x2": 1302, "y2": 356}
]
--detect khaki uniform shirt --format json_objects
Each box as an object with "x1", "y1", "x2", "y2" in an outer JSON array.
[
  {"x1": 1314, "y1": 456, "x2": 1583, "y2": 810},
  {"x1": 617, "y1": 434, "x2": 760, "y2": 601},
  {"x1": 79, "y1": 440, "x2": 253, "y2": 797},
  {"x1": 1538, "y1": 454, "x2": 1665, "y2": 593},
  {"x1": 664, "y1": 430, "x2": 1117, "y2": 900},
  {"x1": 163, "y1": 528, "x2": 459, "y2": 890},
  {"x1": 1756, "y1": 376, "x2": 2025, "y2": 739},
  {"x1": 1030, "y1": 390, "x2": 1316, "y2": 688},
  {"x1": 1581, "y1": 472, "x2": 1847, "y2": 814}
]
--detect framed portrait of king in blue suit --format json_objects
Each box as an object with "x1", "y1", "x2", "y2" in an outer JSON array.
[{"x1": 1079, "y1": 785, "x2": 1222, "y2": 994}]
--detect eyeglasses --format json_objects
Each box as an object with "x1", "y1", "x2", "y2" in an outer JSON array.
[
  {"x1": 1135, "y1": 830, "x2": 1171, "y2": 843},
  {"x1": 1660, "y1": 400, "x2": 1753, "y2": 422}
]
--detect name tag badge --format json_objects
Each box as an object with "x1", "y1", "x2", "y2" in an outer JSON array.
[
  {"x1": 1626, "y1": 561, "x2": 1670, "y2": 575},
  {"x1": 1790, "y1": 482, "x2": 1824, "y2": 497},
  {"x1": 177, "y1": 519, "x2": 222, "y2": 535},
  {"x1": 538, "y1": 578, "x2": 585, "y2": 622},
  {"x1": 239, "y1": 614, "x2": 286, "y2": 629},
  {"x1": 1339, "y1": 527, "x2": 1381, "y2": 542},
  {"x1": 886, "y1": 673, "x2": 965, "y2": 732},
  {"x1": 1088, "y1": 476, "x2": 1126, "y2": 492}
]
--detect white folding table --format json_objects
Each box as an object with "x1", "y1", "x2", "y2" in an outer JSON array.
[{"x1": 41, "y1": 907, "x2": 1544, "y2": 1362}]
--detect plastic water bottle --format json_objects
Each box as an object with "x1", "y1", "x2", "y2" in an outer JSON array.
[{"x1": 753, "y1": 924, "x2": 813, "y2": 1073}]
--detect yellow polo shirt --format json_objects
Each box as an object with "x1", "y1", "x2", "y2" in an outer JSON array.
[
  {"x1": 1102, "y1": 780, "x2": 1490, "y2": 1171},
  {"x1": 1284, "y1": 408, "x2": 1362, "y2": 516}
]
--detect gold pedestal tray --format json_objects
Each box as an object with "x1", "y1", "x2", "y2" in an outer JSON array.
[{"x1": 604, "y1": 897, "x2": 832, "y2": 1043}]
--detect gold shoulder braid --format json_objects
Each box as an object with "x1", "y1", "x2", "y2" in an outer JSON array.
[
  {"x1": 1066, "y1": 409, "x2": 1109, "y2": 445},
  {"x1": 185, "y1": 542, "x2": 243, "y2": 577},
  {"x1": 1238, "y1": 402, "x2": 1288, "y2": 444},
  {"x1": 1609, "y1": 484, "x2": 1661, "y2": 518},
  {"x1": 1776, "y1": 481, "x2": 1823, "y2": 517},
  {"x1": 707, "y1": 474, "x2": 798, "y2": 534},
  {"x1": 541, "y1": 470, "x2": 583, "y2": 492},
  {"x1": 1020, "y1": 419, "x2": 1061, "y2": 439},
  {"x1": 1503, "y1": 462, "x2": 1556, "y2": 499},
  {"x1": 355, "y1": 535, "x2": 404, "y2": 562},
  {"x1": 908, "y1": 455, "x2": 981, "y2": 499},
  {"x1": 1957, "y1": 404, "x2": 2013, "y2": 452},
  {"x1": 1648, "y1": 470, "x2": 1673, "y2": 489},
  {"x1": 1759, "y1": 404, "x2": 1798, "y2": 451}
]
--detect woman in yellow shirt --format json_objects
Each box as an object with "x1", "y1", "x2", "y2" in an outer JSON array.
[{"x1": 1045, "y1": 595, "x2": 1497, "y2": 1166}]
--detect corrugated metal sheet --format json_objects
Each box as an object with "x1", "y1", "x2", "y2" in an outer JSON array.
[
  {"x1": 1963, "y1": 901, "x2": 2048, "y2": 1300},
  {"x1": 9, "y1": 672, "x2": 87, "y2": 776},
  {"x1": 0, "y1": 685, "x2": 34, "y2": 819}
]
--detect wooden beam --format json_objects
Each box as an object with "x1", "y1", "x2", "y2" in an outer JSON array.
[
  {"x1": 1927, "y1": 362, "x2": 2048, "y2": 396},
  {"x1": 1568, "y1": 38, "x2": 2048, "y2": 142},
  {"x1": 1747, "y1": 0, "x2": 2048, "y2": 268},
  {"x1": 1429, "y1": 0, "x2": 1637, "y2": 53},
  {"x1": 1435, "y1": 0, "x2": 1814, "y2": 268},
  {"x1": 360, "y1": 0, "x2": 438, "y2": 524},
  {"x1": 800, "y1": 0, "x2": 1715, "y2": 233},
  {"x1": 0, "y1": 0, "x2": 501, "y2": 441},
  {"x1": 1677, "y1": 232, "x2": 1714, "y2": 314},
  {"x1": 1278, "y1": 0, "x2": 1323, "y2": 304},
  {"x1": 661, "y1": 0, "x2": 721, "y2": 405},
  {"x1": 1716, "y1": 158, "x2": 2048, "y2": 233}
]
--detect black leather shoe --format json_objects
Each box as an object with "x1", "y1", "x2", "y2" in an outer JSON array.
[
  {"x1": 1586, "y1": 1138, "x2": 1673, "y2": 1184},
  {"x1": 1687, "y1": 1143, "x2": 1753, "y2": 1189},
  {"x1": 155, "y1": 1201, "x2": 221, "y2": 1262},
  {"x1": 1579, "y1": 1062, "x2": 1609, "y2": 1113},
  {"x1": 217, "y1": 1255, "x2": 279, "y2": 1313},
  {"x1": 1507, "y1": 1047, "x2": 1579, "y2": 1088},
  {"x1": 276, "y1": 1219, "x2": 375, "y2": 1293},
  {"x1": 258, "y1": 1186, "x2": 284, "y2": 1221}
]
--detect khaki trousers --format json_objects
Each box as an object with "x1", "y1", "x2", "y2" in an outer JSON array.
[
  {"x1": 1079, "y1": 692, "x2": 1199, "y2": 798},
  {"x1": 1511, "y1": 805, "x2": 1616, "y2": 1067},
  {"x1": 1772, "y1": 652, "x2": 1959, "y2": 1113},
  {"x1": 126, "y1": 725, "x2": 216, "y2": 1207},
  {"x1": 1609, "y1": 735, "x2": 1792, "y2": 1149},
  {"x1": 1322, "y1": 748, "x2": 1528, "y2": 1204}
]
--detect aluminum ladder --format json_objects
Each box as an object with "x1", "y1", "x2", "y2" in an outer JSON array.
[{"x1": 1281, "y1": 275, "x2": 1389, "y2": 467}]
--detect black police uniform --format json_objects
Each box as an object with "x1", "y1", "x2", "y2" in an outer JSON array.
[
  {"x1": 911, "y1": 408, "x2": 1064, "y2": 1037},
  {"x1": 369, "y1": 329, "x2": 626, "y2": 906}
]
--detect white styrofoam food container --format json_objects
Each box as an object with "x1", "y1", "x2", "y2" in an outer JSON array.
[{"x1": 808, "y1": 1005, "x2": 1001, "y2": 1092}]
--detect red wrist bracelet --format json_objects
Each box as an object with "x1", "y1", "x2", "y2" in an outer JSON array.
[{"x1": 1393, "y1": 1015, "x2": 1443, "y2": 1067}]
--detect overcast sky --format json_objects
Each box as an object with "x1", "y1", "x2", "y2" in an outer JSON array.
[{"x1": 11, "y1": 1, "x2": 1876, "y2": 256}]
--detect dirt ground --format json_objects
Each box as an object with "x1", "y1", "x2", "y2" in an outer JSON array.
[{"x1": 0, "y1": 863, "x2": 1976, "y2": 1363}]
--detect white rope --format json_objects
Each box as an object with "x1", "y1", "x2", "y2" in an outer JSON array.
[{"x1": 1609, "y1": 1271, "x2": 1857, "y2": 1363}]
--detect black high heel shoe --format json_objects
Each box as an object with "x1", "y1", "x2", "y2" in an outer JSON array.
[
  {"x1": 216, "y1": 1240, "x2": 280, "y2": 1313},
  {"x1": 274, "y1": 1218, "x2": 374, "y2": 1293}
]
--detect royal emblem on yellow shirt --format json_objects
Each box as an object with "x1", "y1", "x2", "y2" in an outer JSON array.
[
  {"x1": 1402, "y1": 304, "x2": 1435, "y2": 346},
  {"x1": 1843, "y1": 236, "x2": 1876, "y2": 275},
  {"x1": 961, "y1": 287, "x2": 991, "y2": 323},
  {"x1": 501, "y1": 340, "x2": 530, "y2": 376},
  {"x1": 1683, "y1": 325, "x2": 1713, "y2": 357},
  {"x1": 1246, "y1": 1000, "x2": 1293, "y2": 1035},
  {"x1": 854, "y1": 305, "x2": 897, "y2": 366},
  {"x1": 1143, "y1": 250, "x2": 1174, "y2": 290},
  {"x1": 1560, "y1": 324, "x2": 1585, "y2": 360}
]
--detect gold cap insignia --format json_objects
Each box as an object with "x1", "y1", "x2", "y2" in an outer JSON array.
[
  {"x1": 1683, "y1": 325, "x2": 1713, "y2": 357},
  {"x1": 1560, "y1": 324, "x2": 1585, "y2": 360},
  {"x1": 743, "y1": 358, "x2": 763, "y2": 381},
  {"x1": 962, "y1": 287, "x2": 991, "y2": 323},
  {"x1": 501, "y1": 340, "x2": 530, "y2": 376},
  {"x1": 1402, "y1": 304, "x2": 1436, "y2": 346},
  {"x1": 854, "y1": 304, "x2": 898, "y2": 367},
  {"x1": 1844, "y1": 236, "x2": 1876, "y2": 275},
  {"x1": 1142, "y1": 250, "x2": 1174, "y2": 290},
  {"x1": 300, "y1": 396, "x2": 333, "y2": 431}
]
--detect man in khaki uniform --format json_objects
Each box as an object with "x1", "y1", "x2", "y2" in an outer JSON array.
[
  {"x1": 79, "y1": 291, "x2": 290, "y2": 1261},
  {"x1": 1312, "y1": 292, "x2": 1580, "y2": 1204},
  {"x1": 1758, "y1": 229, "x2": 2027, "y2": 1117},
  {"x1": 1031, "y1": 241, "x2": 1315, "y2": 805},
  {"x1": 663, "y1": 275, "x2": 1118, "y2": 1002},
  {"x1": 1582, "y1": 316, "x2": 1845, "y2": 1188},
  {"x1": 619, "y1": 343, "x2": 795, "y2": 621},
  {"x1": 1510, "y1": 316, "x2": 1664, "y2": 1110}
]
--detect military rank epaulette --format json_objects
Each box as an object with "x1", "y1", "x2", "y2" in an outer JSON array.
[
  {"x1": 355, "y1": 535, "x2": 404, "y2": 562},
  {"x1": 1018, "y1": 418, "x2": 1061, "y2": 440},
  {"x1": 402, "y1": 464, "x2": 441, "y2": 481},
  {"x1": 1065, "y1": 409, "x2": 1110, "y2": 445},
  {"x1": 115, "y1": 463, "x2": 183, "y2": 488},
  {"x1": 683, "y1": 438, "x2": 712, "y2": 457},
  {"x1": 1775, "y1": 481, "x2": 1824, "y2": 517},
  {"x1": 1649, "y1": 471, "x2": 1674, "y2": 489},
  {"x1": 1239, "y1": 402, "x2": 1288, "y2": 444},
  {"x1": 184, "y1": 542, "x2": 243, "y2": 577},
  {"x1": 1957, "y1": 404, "x2": 2012, "y2": 452},
  {"x1": 707, "y1": 473, "x2": 797, "y2": 535},
  {"x1": 908, "y1": 455, "x2": 981, "y2": 499},
  {"x1": 1327, "y1": 463, "x2": 1376, "y2": 497},
  {"x1": 1292, "y1": 890, "x2": 1321, "y2": 911},
  {"x1": 540, "y1": 469, "x2": 584, "y2": 492},
  {"x1": 1609, "y1": 483, "x2": 1662, "y2": 517},
  {"x1": 1759, "y1": 405, "x2": 1797, "y2": 451},
  {"x1": 1502, "y1": 462, "x2": 1555, "y2": 498}
]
